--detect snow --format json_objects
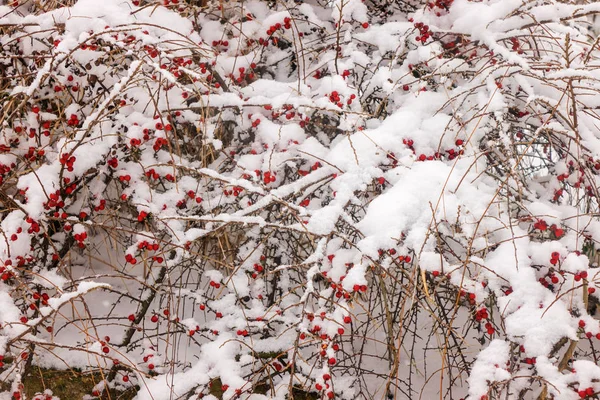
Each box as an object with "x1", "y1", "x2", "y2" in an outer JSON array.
[
  {"x1": 468, "y1": 340, "x2": 511, "y2": 399},
  {"x1": 2, "y1": 0, "x2": 600, "y2": 399},
  {"x1": 42, "y1": 282, "x2": 110, "y2": 315}
]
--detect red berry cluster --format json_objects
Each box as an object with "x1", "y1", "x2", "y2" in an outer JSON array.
[
  {"x1": 524, "y1": 357, "x2": 536, "y2": 365},
  {"x1": 25, "y1": 217, "x2": 40, "y2": 234},
  {"x1": 533, "y1": 220, "x2": 547, "y2": 231},
  {"x1": 138, "y1": 241, "x2": 159, "y2": 251},
  {"x1": 470, "y1": 306, "x2": 492, "y2": 331},
  {"x1": 509, "y1": 37, "x2": 524, "y2": 54},
  {"x1": 145, "y1": 169, "x2": 160, "y2": 181},
  {"x1": 107, "y1": 157, "x2": 119, "y2": 168},
  {"x1": 223, "y1": 186, "x2": 243, "y2": 197},
  {"x1": 137, "y1": 210, "x2": 148, "y2": 222},
  {"x1": 73, "y1": 231, "x2": 87, "y2": 249},
  {"x1": 262, "y1": 171, "x2": 276, "y2": 184},
  {"x1": 255, "y1": 17, "x2": 292, "y2": 48},
  {"x1": 119, "y1": 173, "x2": 131, "y2": 183},
  {"x1": 0, "y1": 162, "x2": 14, "y2": 186},
  {"x1": 533, "y1": 220, "x2": 565, "y2": 237},
  {"x1": 126, "y1": 239, "x2": 163, "y2": 265},
  {"x1": 44, "y1": 190, "x2": 65, "y2": 209},
  {"x1": 578, "y1": 387, "x2": 596, "y2": 399},
  {"x1": 517, "y1": 346, "x2": 536, "y2": 365},
  {"x1": 125, "y1": 253, "x2": 137, "y2": 264},
  {"x1": 9, "y1": 227, "x2": 22, "y2": 242},
  {"x1": 11, "y1": 384, "x2": 24, "y2": 400},
  {"x1": 32, "y1": 291, "x2": 50, "y2": 306},
  {"x1": 0, "y1": 261, "x2": 15, "y2": 282},
  {"x1": 425, "y1": 0, "x2": 454, "y2": 16},
  {"x1": 483, "y1": 321, "x2": 495, "y2": 335},
  {"x1": 413, "y1": 22, "x2": 431, "y2": 44},
  {"x1": 23, "y1": 146, "x2": 44, "y2": 162},
  {"x1": 188, "y1": 325, "x2": 200, "y2": 336},
  {"x1": 459, "y1": 290, "x2": 477, "y2": 306},
  {"x1": 227, "y1": 65, "x2": 257, "y2": 85},
  {"x1": 401, "y1": 138, "x2": 465, "y2": 163},
  {"x1": 142, "y1": 353, "x2": 155, "y2": 370},
  {"x1": 384, "y1": 152, "x2": 399, "y2": 169},
  {"x1": 315, "y1": 383, "x2": 335, "y2": 399},
  {"x1": 266, "y1": 17, "x2": 292, "y2": 36},
  {"x1": 540, "y1": 271, "x2": 561, "y2": 288},
  {"x1": 574, "y1": 270, "x2": 588, "y2": 282},
  {"x1": 93, "y1": 198, "x2": 106, "y2": 212},
  {"x1": 328, "y1": 91, "x2": 342, "y2": 107},
  {"x1": 66, "y1": 113, "x2": 80, "y2": 127},
  {"x1": 253, "y1": 263, "x2": 264, "y2": 273},
  {"x1": 59, "y1": 153, "x2": 76, "y2": 172},
  {"x1": 474, "y1": 308, "x2": 495, "y2": 334}
]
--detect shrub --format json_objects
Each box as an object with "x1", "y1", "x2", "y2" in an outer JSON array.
[{"x1": 2, "y1": 0, "x2": 600, "y2": 399}]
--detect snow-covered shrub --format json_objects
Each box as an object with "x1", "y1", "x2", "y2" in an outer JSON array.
[{"x1": 2, "y1": 0, "x2": 600, "y2": 399}]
